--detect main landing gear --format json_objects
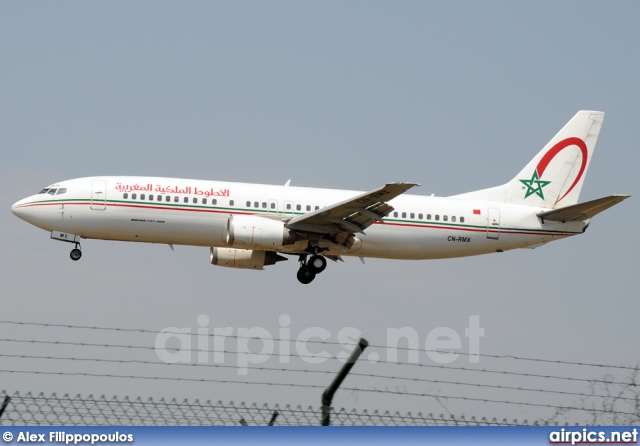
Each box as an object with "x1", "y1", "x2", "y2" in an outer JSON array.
[
  {"x1": 296, "y1": 254, "x2": 327, "y2": 284},
  {"x1": 70, "y1": 243, "x2": 82, "y2": 261}
]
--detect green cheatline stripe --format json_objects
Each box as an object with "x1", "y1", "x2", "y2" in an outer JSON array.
[
  {"x1": 25, "y1": 198, "x2": 580, "y2": 235},
  {"x1": 381, "y1": 217, "x2": 578, "y2": 235}
]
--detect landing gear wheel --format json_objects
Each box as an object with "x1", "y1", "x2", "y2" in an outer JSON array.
[
  {"x1": 297, "y1": 266, "x2": 316, "y2": 284},
  {"x1": 70, "y1": 248, "x2": 82, "y2": 261},
  {"x1": 308, "y1": 255, "x2": 327, "y2": 274}
]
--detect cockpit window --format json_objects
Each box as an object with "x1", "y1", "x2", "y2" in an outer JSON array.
[{"x1": 38, "y1": 187, "x2": 66, "y2": 195}]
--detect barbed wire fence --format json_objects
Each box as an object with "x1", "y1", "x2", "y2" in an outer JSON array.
[
  {"x1": 0, "y1": 320, "x2": 638, "y2": 425},
  {"x1": 0, "y1": 390, "x2": 549, "y2": 426}
]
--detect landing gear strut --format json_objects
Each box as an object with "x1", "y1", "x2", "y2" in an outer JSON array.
[
  {"x1": 296, "y1": 253, "x2": 327, "y2": 284},
  {"x1": 70, "y1": 243, "x2": 82, "y2": 261}
]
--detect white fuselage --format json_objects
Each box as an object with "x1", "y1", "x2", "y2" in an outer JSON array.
[{"x1": 11, "y1": 176, "x2": 585, "y2": 260}]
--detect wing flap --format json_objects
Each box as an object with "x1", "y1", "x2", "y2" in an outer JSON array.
[
  {"x1": 537, "y1": 194, "x2": 630, "y2": 222},
  {"x1": 286, "y1": 182, "x2": 419, "y2": 243}
]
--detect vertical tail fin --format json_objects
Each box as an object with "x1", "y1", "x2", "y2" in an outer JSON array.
[{"x1": 452, "y1": 111, "x2": 604, "y2": 208}]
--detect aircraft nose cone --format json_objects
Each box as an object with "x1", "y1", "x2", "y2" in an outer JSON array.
[
  {"x1": 12, "y1": 197, "x2": 48, "y2": 229},
  {"x1": 11, "y1": 200, "x2": 28, "y2": 218}
]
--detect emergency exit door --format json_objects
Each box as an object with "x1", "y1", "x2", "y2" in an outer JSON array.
[{"x1": 487, "y1": 208, "x2": 500, "y2": 239}]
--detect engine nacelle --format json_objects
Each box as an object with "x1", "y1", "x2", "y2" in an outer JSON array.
[
  {"x1": 225, "y1": 215, "x2": 296, "y2": 250},
  {"x1": 210, "y1": 247, "x2": 286, "y2": 270}
]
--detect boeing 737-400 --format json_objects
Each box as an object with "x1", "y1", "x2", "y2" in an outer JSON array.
[{"x1": 11, "y1": 111, "x2": 629, "y2": 284}]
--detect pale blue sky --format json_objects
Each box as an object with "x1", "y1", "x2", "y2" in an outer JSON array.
[{"x1": 1, "y1": 1, "x2": 638, "y2": 423}]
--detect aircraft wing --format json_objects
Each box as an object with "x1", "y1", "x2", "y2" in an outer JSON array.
[
  {"x1": 286, "y1": 182, "x2": 419, "y2": 248},
  {"x1": 537, "y1": 194, "x2": 630, "y2": 222}
]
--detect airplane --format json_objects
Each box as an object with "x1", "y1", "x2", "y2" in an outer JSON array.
[{"x1": 11, "y1": 110, "x2": 629, "y2": 284}]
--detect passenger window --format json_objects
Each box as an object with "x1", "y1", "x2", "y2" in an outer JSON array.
[
  {"x1": 158, "y1": 195, "x2": 163, "y2": 202},
  {"x1": 271, "y1": 202, "x2": 276, "y2": 209},
  {"x1": 315, "y1": 206, "x2": 319, "y2": 210},
  {"x1": 296, "y1": 204, "x2": 301, "y2": 211},
  {"x1": 184, "y1": 197, "x2": 188, "y2": 203},
  {"x1": 452, "y1": 216, "x2": 456, "y2": 222},
  {"x1": 254, "y1": 201, "x2": 259, "y2": 208},
  {"x1": 393, "y1": 212, "x2": 398, "y2": 217},
  {"x1": 132, "y1": 193, "x2": 137, "y2": 200},
  {"x1": 418, "y1": 213, "x2": 423, "y2": 219},
  {"x1": 246, "y1": 201, "x2": 251, "y2": 207},
  {"x1": 174, "y1": 196, "x2": 179, "y2": 203},
  {"x1": 202, "y1": 198, "x2": 208, "y2": 204},
  {"x1": 306, "y1": 205, "x2": 311, "y2": 211},
  {"x1": 286, "y1": 203, "x2": 292, "y2": 210},
  {"x1": 262, "y1": 202, "x2": 267, "y2": 209},
  {"x1": 140, "y1": 194, "x2": 145, "y2": 200},
  {"x1": 166, "y1": 196, "x2": 171, "y2": 202},
  {"x1": 211, "y1": 199, "x2": 216, "y2": 205},
  {"x1": 149, "y1": 195, "x2": 154, "y2": 201},
  {"x1": 460, "y1": 216, "x2": 465, "y2": 223},
  {"x1": 123, "y1": 193, "x2": 129, "y2": 199},
  {"x1": 435, "y1": 215, "x2": 440, "y2": 221},
  {"x1": 229, "y1": 200, "x2": 234, "y2": 206},
  {"x1": 56, "y1": 188, "x2": 67, "y2": 195},
  {"x1": 193, "y1": 198, "x2": 198, "y2": 204},
  {"x1": 410, "y1": 213, "x2": 415, "y2": 219},
  {"x1": 427, "y1": 214, "x2": 431, "y2": 220},
  {"x1": 443, "y1": 215, "x2": 448, "y2": 222},
  {"x1": 402, "y1": 212, "x2": 406, "y2": 218}
]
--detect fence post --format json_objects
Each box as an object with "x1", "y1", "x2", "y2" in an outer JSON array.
[
  {"x1": 268, "y1": 411, "x2": 279, "y2": 426},
  {"x1": 0, "y1": 396, "x2": 10, "y2": 420},
  {"x1": 239, "y1": 410, "x2": 278, "y2": 426},
  {"x1": 321, "y1": 338, "x2": 368, "y2": 426}
]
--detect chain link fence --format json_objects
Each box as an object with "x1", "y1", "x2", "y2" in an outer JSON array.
[{"x1": 0, "y1": 391, "x2": 545, "y2": 426}]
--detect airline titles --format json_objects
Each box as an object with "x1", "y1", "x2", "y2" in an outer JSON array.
[{"x1": 115, "y1": 182, "x2": 229, "y2": 197}]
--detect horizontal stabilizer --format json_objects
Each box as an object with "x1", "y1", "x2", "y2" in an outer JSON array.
[{"x1": 537, "y1": 194, "x2": 630, "y2": 222}]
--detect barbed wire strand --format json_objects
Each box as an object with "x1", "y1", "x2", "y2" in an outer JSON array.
[
  {"x1": 0, "y1": 368, "x2": 635, "y2": 416},
  {"x1": 0, "y1": 320, "x2": 636, "y2": 371},
  {"x1": 1, "y1": 338, "x2": 632, "y2": 387},
  {"x1": 3, "y1": 353, "x2": 631, "y2": 402}
]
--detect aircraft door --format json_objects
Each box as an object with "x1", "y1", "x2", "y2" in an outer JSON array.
[
  {"x1": 91, "y1": 180, "x2": 107, "y2": 210},
  {"x1": 487, "y1": 208, "x2": 500, "y2": 239}
]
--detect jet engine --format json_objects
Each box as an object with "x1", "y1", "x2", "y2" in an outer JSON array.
[
  {"x1": 225, "y1": 215, "x2": 296, "y2": 250},
  {"x1": 210, "y1": 247, "x2": 287, "y2": 270}
]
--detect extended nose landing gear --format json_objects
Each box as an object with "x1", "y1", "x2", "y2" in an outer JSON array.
[
  {"x1": 50, "y1": 231, "x2": 84, "y2": 261},
  {"x1": 296, "y1": 254, "x2": 328, "y2": 284},
  {"x1": 70, "y1": 243, "x2": 82, "y2": 261}
]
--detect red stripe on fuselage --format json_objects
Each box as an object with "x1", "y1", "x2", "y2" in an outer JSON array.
[{"x1": 15, "y1": 201, "x2": 578, "y2": 237}]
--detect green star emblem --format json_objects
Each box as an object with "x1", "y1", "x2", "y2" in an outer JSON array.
[{"x1": 519, "y1": 170, "x2": 551, "y2": 199}]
